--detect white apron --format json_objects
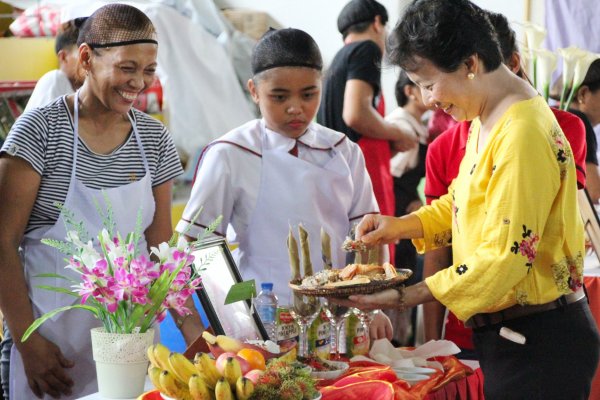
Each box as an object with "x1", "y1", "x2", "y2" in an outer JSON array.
[
  {"x1": 237, "y1": 122, "x2": 354, "y2": 302},
  {"x1": 10, "y1": 95, "x2": 156, "y2": 400}
]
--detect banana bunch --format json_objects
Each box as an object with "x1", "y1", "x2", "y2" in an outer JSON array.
[{"x1": 147, "y1": 344, "x2": 256, "y2": 400}]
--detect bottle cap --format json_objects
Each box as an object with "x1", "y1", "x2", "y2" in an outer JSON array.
[{"x1": 261, "y1": 282, "x2": 274, "y2": 291}]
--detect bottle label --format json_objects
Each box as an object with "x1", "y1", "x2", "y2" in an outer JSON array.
[
  {"x1": 275, "y1": 307, "x2": 299, "y2": 345},
  {"x1": 308, "y1": 308, "x2": 331, "y2": 359},
  {"x1": 345, "y1": 313, "x2": 369, "y2": 357},
  {"x1": 257, "y1": 304, "x2": 275, "y2": 323}
]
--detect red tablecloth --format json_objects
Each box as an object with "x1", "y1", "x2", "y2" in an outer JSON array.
[
  {"x1": 424, "y1": 368, "x2": 484, "y2": 400},
  {"x1": 584, "y1": 275, "x2": 600, "y2": 400}
]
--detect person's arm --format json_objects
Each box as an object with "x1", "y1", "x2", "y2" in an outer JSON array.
[
  {"x1": 145, "y1": 180, "x2": 206, "y2": 346},
  {"x1": 421, "y1": 247, "x2": 450, "y2": 341},
  {"x1": 0, "y1": 156, "x2": 75, "y2": 399},
  {"x1": 343, "y1": 79, "x2": 417, "y2": 150},
  {"x1": 356, "y1": 213, "x2": 424, "y2": 246},
  {"x1": 586, "y1": 162, "x2": 600, "y2": 204}
]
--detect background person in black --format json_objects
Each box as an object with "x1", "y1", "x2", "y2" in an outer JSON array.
[
  {"x1": 317, "y1": 0, "x2": 416, "y2": 263},
  {"x1": 565, "y1": 59, "x2": 600, "y2": 204}
]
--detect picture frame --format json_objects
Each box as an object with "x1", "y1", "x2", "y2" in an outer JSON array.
[
  {"x1": 192, "y1": 237, "x2": 268, "y2": 340},
  {"x1": 578, "y1": 188, "x2": 600, "y2": 264}
]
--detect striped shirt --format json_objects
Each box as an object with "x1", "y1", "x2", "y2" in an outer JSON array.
[{"x1": 2, "y1": 96, "x2": 183, "y2": 232}]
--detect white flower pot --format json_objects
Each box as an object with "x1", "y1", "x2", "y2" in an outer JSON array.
[{"x1": 91, "y1": 327, "x2": 155, "y2": 399}]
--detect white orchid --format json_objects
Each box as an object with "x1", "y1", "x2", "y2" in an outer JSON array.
[
  {"x1": 532, "y1": 48, "x2": 558, "y2": 100},
  {"x1": 150, "y1": 241, "x2": 172, "y2": 263}
]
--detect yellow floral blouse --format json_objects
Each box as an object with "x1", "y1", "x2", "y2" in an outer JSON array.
[{"x1": 414, "y1": 96, "x2": 584, "y2": 321}]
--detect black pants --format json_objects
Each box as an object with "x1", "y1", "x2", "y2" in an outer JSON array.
[
  {"x1": 0, "y1": 324, "x2": 10, "y2": 400},
  {"x1": 473, "y1": 299, "x2": 600, "y2": 400}
]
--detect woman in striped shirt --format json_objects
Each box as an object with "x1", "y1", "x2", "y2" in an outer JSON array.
[{"x1": 0, "y1": 5, "x2": 203, "y2": 399}]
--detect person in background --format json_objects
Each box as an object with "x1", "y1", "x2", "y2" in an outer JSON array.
[
  {"x1": 384, "y1": 71, "x2": 429, "y2": 345},
  {"x1": 177, "y1": 28, "x2": 393, "y2": 342},
  {"x1": 421, "y1": 10, "x2": 591, "y2": 360},
  {"x1": 0, "y1": 5, "x2": 204, "y2": 399},
  {"x1": 24, "y1": 19, "x2": 82, "y2": 111},
  {"x1": 335, "y1": 1, "x2": 600, "y2": 398},
  {"x1": 566, "y1": 58, "x2": 600, "y2": 203},
  {"x1": 317, "y1": 0, "x2": 417, "y2": 262}
]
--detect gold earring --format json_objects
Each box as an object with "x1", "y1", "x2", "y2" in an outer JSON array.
[{"x1": 467, "y1": 72, "x2": 475, "y2": 80}]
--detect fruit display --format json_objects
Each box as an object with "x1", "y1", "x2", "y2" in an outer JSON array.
[
  {"x1": 250, "y1": 359, "x2": 318, "y2": 400},
  {"x1": 146, "y1": 335, "x2": 302, "y2": 400}
]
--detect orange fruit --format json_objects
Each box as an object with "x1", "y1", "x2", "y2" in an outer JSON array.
[{"x1": 237, "y1": 348, "x2": 266, "y2": 371}]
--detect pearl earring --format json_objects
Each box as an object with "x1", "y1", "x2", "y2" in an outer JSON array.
[{"x1": 467, "y1": 72, "x2": 475, "y2": 80}]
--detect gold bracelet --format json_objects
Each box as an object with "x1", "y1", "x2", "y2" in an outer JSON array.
[{"x1": 394, "y1": 285, "x2": 406, "y2": 311}]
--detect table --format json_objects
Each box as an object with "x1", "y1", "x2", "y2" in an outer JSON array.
[
  {"x1": 425, "y1": 368, "x2": 484, "y2": 400},
  {"x1": 584, "y1": 253, "x2": 600, "y2": 400}
]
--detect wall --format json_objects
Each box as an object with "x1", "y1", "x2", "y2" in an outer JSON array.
[{"x1": 216, "y1": 0, "x2": 544, "y2": 111}]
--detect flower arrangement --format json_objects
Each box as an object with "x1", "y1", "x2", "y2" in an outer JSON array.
[
  {"x1": 518, "y1": 21, "x2": 600, "y2": 110},
  {"x1": 22, "y1": 198, "x2": 221, "y2": 340}
]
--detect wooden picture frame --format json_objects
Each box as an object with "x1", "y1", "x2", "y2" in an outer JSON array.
[
  {"x1": 578, "y1": 188, "x2": 600, "y2": 263},
  {"x1": 191, "y1": 238, "x2": 268, "y2": 340}
]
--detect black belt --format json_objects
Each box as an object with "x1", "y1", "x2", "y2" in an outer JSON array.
[{"x1": 465, "y1": 289, "x2": 586, "y2": 329}]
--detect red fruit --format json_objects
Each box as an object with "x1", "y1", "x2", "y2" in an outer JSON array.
[
  {"x1": 244, "y1": 369, "x2": 263, "y2": 385},
  {"x1": 215, "y1": 352, "x2": 251, "y2": 375}
]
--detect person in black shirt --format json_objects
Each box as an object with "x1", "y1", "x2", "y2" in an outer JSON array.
[
  {"x1": 317, "y1": 0, "x2": 416, "y2": 261},
  {"x1": 568, "y1": 59, "x2": 600, "y2": 203}
]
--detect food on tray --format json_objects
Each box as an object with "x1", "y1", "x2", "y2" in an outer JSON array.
[
  {"x1": 341, "y1": 237, "x2": 367, "y2": 252},
  {"x1": 299, "y1": 262, "x2": 398, "y2": 289}
]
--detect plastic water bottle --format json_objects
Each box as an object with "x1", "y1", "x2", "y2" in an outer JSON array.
[{"x1": 254, "y1": 282, "x2": 278, "y2": 340}]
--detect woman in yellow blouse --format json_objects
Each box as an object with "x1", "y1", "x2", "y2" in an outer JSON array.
[{"x1": 338, "y1": 0, "x2": 600, "y2": 398}]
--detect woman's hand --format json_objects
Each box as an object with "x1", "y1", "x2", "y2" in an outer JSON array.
[
  {"x1": 356, "y1": 213, "x2": 424, "y2": 247},
  {"x1": 356, "y1": 215, "x2": 403, "y2": 246},
  {"x1": 19, "y1": 333, "x2": 74, "y2": 399},
  {"x1": 330, "y1": 282, "x2": 435, "y2": 314},
  {"x1": 331, "y1": 288, "x2": 402, "y2": 311},
  {"x1": 369, "y1": 311, "x2": 394, "y2": 341}
]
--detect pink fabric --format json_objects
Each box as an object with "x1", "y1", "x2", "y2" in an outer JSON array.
[{"x1": 9, "y1": 5, "x2": 60, "y2": 37}]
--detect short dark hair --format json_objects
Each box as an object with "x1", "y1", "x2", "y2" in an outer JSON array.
[
  {"x1": 337, "y1": 0, "x2": 388, "y2": 39},
  {"x1": 341, "y1": 20, "x2": 373, "y2": 40},
  {"x1": 388, "y1": 0, "x2": 502, "y2": 73},
  {"x1": 251, "y1": 28, "x2": 323, "y2": 76},
  {"x1": 486, "y1": 11, "x2": 517, "y2": 65},
  {"x1": 77, "y1": 4, "x2": 156, "y2": 49},
  {"x1": 394, "y1": 70, "x2": 414, "y2": 107},
  {"x1": 55, "y1": 20, "x2": 79, "y2": 54},
  {"x1": 581, "y1": 59, "x2": 600, "y2": 93}
]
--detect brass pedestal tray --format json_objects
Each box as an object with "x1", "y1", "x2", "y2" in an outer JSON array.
[{"x1": 289, "y1": 269, "x2": 412, "y2": 298}]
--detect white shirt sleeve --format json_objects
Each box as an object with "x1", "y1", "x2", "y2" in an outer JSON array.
[
  {"x1": 25, "y1": 70, "x2": 74, "y2": 112},
  {"x1": 345, "y1": 140, "x2": 380, "y2": 220},
  {"x1": 176, "y1": 141, "x2": 261, "y2": 242}
]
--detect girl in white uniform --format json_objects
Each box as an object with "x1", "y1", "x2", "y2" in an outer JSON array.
[{"x1": 177, "y1": 28, "x2": 393, "y2": 341}]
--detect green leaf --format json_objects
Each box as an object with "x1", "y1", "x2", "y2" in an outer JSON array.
[
  {"x1": 40, "y1": 238, "x2": 73, "y2": 255},
  {"x1": 22, "y1": 304, "x2": 99, "y2": 341},
  {"x1": 34, "y1": 286, "x2": 79, "y2": 297},
  {"x1": 224, "y1": 280, "x2": 256, "y2": 305},
  {"x1": 33, "y1": 273, "x2": 77, "y2": 283}
]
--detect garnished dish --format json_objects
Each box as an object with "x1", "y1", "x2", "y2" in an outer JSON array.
[
  {"x1": 341, "y1": 237, "x2": 367, "y2": 253},
  {"x1": 298, "y1": 356, "x2": 349, "y2": 380},
  {"x1": 289, "y1": 263, "x2": 412, "y2": 297}
]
